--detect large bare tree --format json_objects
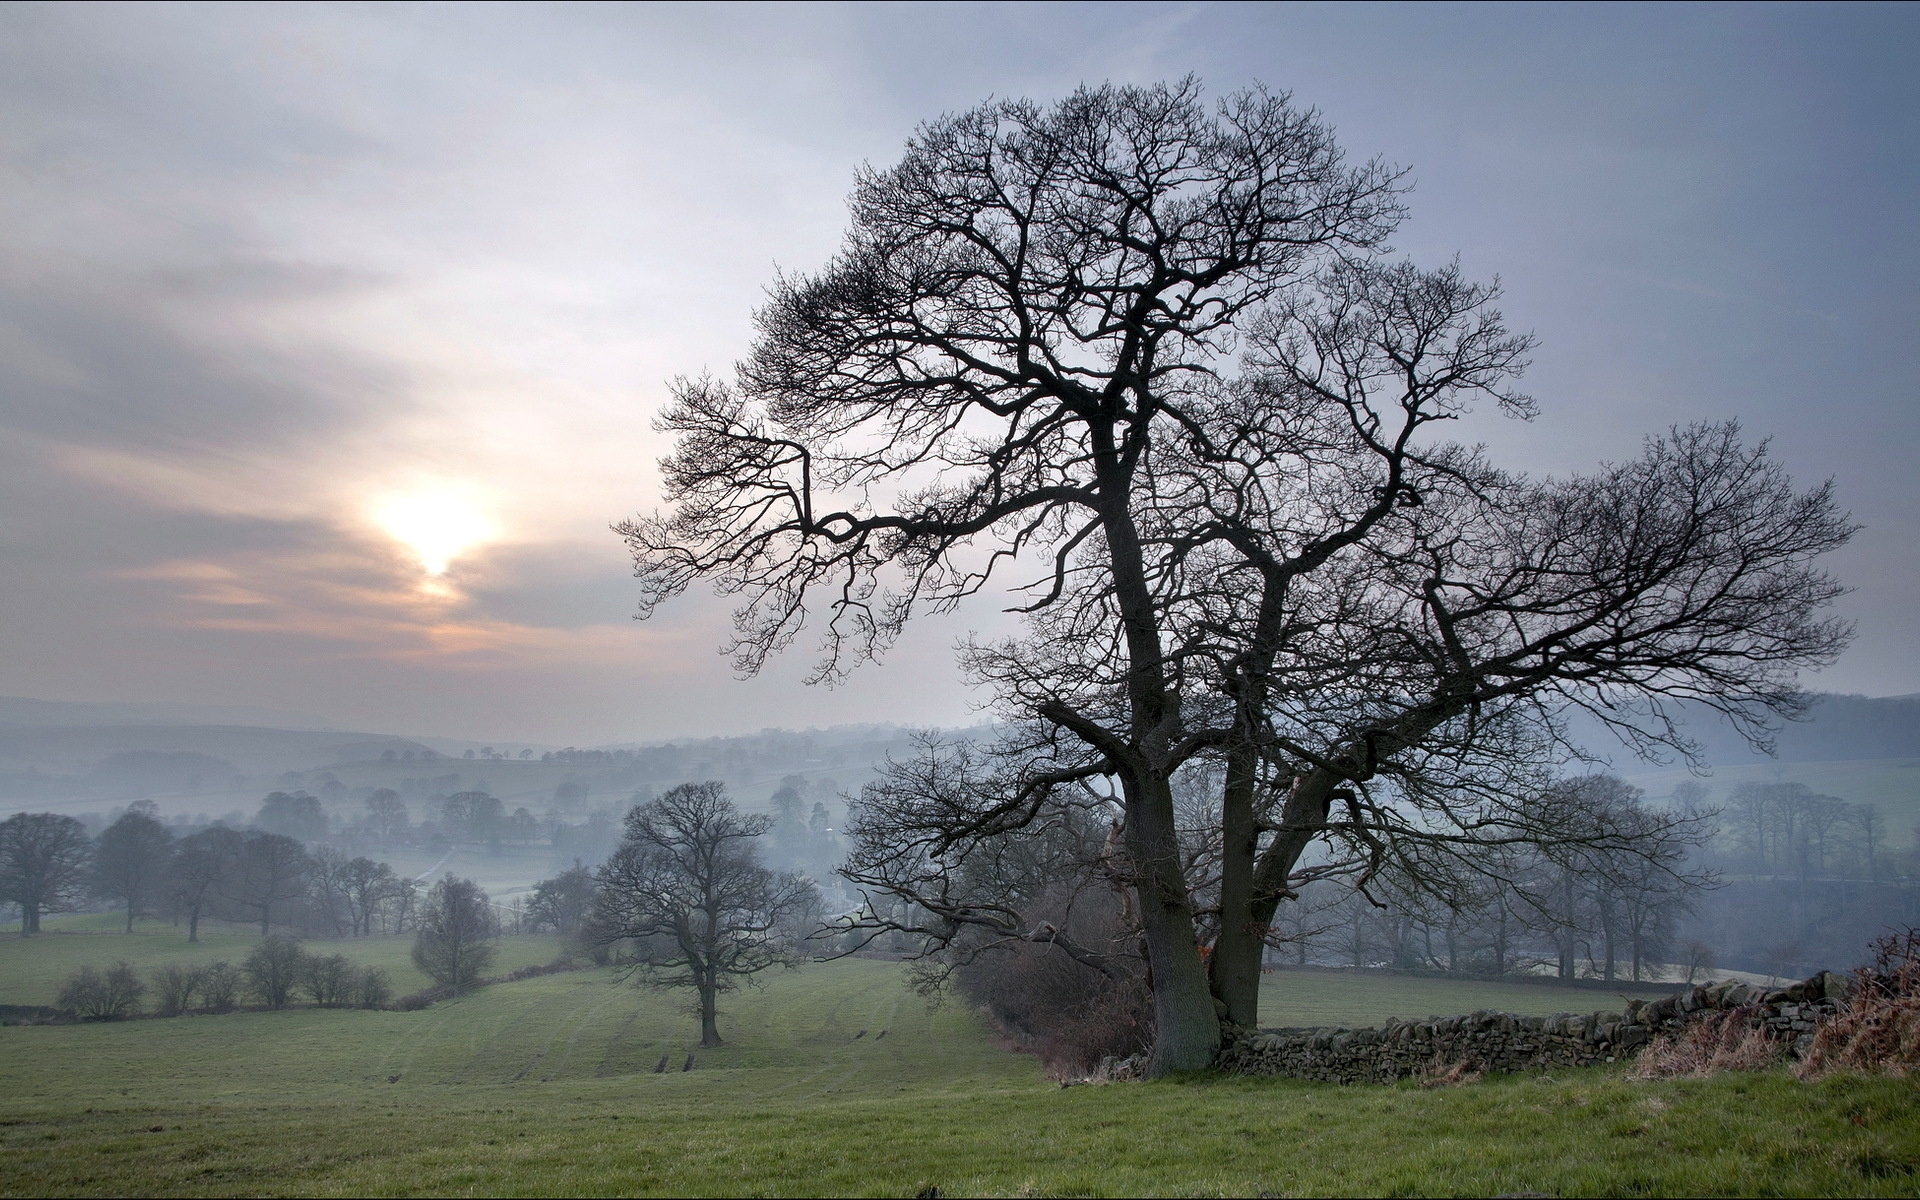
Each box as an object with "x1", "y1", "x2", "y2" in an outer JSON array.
[
  {"x1": 0, "y1": 812, "x2": 91, "y2": 936},
  {"x1": 621, "y1": 80, "x2": 1852, "y2": 1073},
  {"x1": 591, "y1": 782, "x2": 820, "y2": 1047}
]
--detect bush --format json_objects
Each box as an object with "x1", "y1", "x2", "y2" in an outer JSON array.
[
  {"x1": 198, "y1": 960, "x2": 241, "y2": 1013},
  {"x1": 57, "y1": 961, "x2": 145, "y2": 1020},
  {"x1": 302, "y1": 953, "x2": 354, "y2": 1007},
  {"x1": 244, "y1": 936, "x2": 307, "y2": 1008},
  {"x1": 953, "y1": 886, "x2": 1153, "y2": 1077},
  {"x1": 151, "y1": 963, "x2": 204, "y2": 1016},
  {"x1": 354, "y1": 966, "x2": 392, "y2": 1009},
  {"x1": 1799, "y1": 927, "x2": 1920, "y2": 1079}
]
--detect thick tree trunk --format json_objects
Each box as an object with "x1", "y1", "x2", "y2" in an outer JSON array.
[
  {"x1": 124, "y1": 903, "x2": 135, "y2": 934},
  {"x1": 21, "y1": 903, "x2": 39, "y2": 937},
  {"x1": 1126, "y1": 771, "x2": 1217, "y2": 1075},
  {"x1": 188, "y1": 906, "x2": 200, "y2": 943},
  {"x1": 1210, "y1": 743, "x2": 1263, "y2": 1028}
]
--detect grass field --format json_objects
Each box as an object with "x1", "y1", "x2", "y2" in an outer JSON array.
[
  {"x1": 4, "y1": 946, "x2": 1920, "y2": 1196},
  {"x1": 0, "y1": 919, "x2": 564, "y2": 1006}
]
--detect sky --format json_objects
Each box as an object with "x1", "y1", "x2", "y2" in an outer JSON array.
[{"x1": 0, "y1": 2, "x2": 1914, "y2": 745}]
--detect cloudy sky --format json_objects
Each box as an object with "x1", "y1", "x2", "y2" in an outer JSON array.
[{"x1": 0, "y1": 2, "x2": 1913, "y2": 744}]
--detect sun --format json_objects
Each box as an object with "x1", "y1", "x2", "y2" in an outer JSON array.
[{"x1": 374, "y1": 489, "x2": 496, "y2": 576}]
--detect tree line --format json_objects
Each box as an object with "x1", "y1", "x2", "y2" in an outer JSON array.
[{"x1": 0, "y1": 801, "x2": 418, "y2": 940}]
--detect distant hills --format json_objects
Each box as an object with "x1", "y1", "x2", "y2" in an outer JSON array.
[
  {"x1": 0, "y1": 696, "x2": 344, "y2": 731},
  {"x1": 1590, "y1": 693, "x2": 1920, "y2": 767}
]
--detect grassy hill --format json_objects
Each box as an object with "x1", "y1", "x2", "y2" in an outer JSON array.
[{"x1": 3, "y1": 930, "x2": 1918, "y2": 1196}]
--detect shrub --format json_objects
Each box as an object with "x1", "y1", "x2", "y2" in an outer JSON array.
[
  {"x1": 353, "y1": 966, "x2": 392, "y2": 1009},
  {"x1": 1629, "y1": 1007, "x2": 1782, "y2": 1079},
  {"x1": 57, "y1": 961, "x2": 145, "y2": 1020},
  {"x1": 1798, "y1": 927, "x2": 1920, "y2": 1079},
  {"x1": 151, "y1": 963, "x2": 204, "y2": 1016},
  {"x1": 301, "y1": 953, "x2": 354, "y2": 1007},
  {"x1": 243, "y1": 936, "x2": 307, "y2": 1008},
  {"x1": 198, "y1": 960, "x2": 241, "y2": 1013},
  {"x1": 953, "y1": 886, "x2": 1153, "y2": 1077}
]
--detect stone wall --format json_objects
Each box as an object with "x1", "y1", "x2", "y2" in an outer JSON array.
[{"x1": 1214, "y1": 971, "x2": 1851, "y2": 1083}]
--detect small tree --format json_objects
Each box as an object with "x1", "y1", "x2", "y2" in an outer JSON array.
[
  {"x1": 0, "y1": 812, "x2": 92, "y2": 936},
  {"x1": 244, "y1": 936, "x2": 307, "y2": 1008},
  {"x1": 411, "y1": 876, "x2": 498, "y2": 990},
  {"x1": 93, "y1": 802, "x2": 174, "y2": 932},
  {"x1": 302, "y1": 952, "x2": 355, "y2": 1007},
  {"x1": 591, "y1": 782, "x2": 821, "y2": 1047},
  {"x1": 58, "y1": 961, "x2": 145, "y2": 1020}
]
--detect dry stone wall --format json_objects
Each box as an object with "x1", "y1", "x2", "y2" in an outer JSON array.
[{"x1": 1215, "y1": 971, "x2": 1851, "y2": 1083}]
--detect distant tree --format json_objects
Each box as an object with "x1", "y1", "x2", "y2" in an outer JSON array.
[
  {"x1": 305, "y1": 846, "x2": 352, "y2": 937},
  {"x1": 255, "y1": 791, "x2": 327, "y2": 842},
  {"x1": 92, "y1": 802, "x2": 175, "y2": 932},
  {"x1": 231, "y1": 832, "x2": 312, "y2": 936},
  {"x1": 338, "y1": 856, "x2": 404, "y2": 937},
  {"x1": 168, "y1": 826, "x2": 240, "y2": 942},
  {"x1": 441, "y1": 792, "x2": 504, "y2": 843},
  {"x1": 591, "y1": 782, "x2": 821, "y2": 1047},
  {"x1": 0, "y1": 812, "x2": 92, "y2": 936},
  {"x1": 57, "y1": 961, "x2": 144, "y2": 1020},
  {"x1": 365, "y1": 789, "x2": 409, "y2": 843},
  {"x1": 244, "y1": 936, "x2": 307, "y2": 1008},
  {"x1": 526, "y1": 862, "x2": 596, "y2": 937},
  {"x1": 412, "y1": 876, "x2": 498, "y2": 990},
  {"x1": 553, "y1": 781, "x2": 589, "y2": 815}
]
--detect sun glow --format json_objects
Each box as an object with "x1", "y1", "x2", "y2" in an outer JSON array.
[{"x1": 374, "y1": 489, "x2": 496, "y2": 576}]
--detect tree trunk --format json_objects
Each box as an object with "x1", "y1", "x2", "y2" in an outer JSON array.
[
  {"x1": 125, "y1": 902, "x2": 135, "y2": 934},
  {"x1": 698, "y1": 976, "x2": 721, "y2": 1047},
  {"x1": 188, "y1": 906, "x2": 201, "y2": 943},
  {"x1": 1210, "y1": 743, "x2": 1262, "y2": 1028},
  {"x1": 1125, "y1": 770, "x2": 1218, "y2": 1075},
  {"x1": 21, "y1": 903, "x2": 39, "y2": 937}
]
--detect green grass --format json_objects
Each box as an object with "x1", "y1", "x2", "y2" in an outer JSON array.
[
  {"x1": 0, "y1": 919, "x2": 564, "y2": 1006},
  {"x1": 3, "y1": 956, "x2": 1919, "y2": 1196},
  {"x1": 1259, "y1": 968, "x2": 1661, "y2": 1028}
]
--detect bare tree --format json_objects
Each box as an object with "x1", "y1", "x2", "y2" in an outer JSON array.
[
  {"x1": 231, "y1": 832, "x2": 311, "y2": 936},
  {"x1": 338, "y1": 856, "x2": 405, "y2": 937},
  {"x1": 92, "y1": 801, "x2": 174, "y2": 932},
  {"x1": 0, "y1": 812, "x2": 92, "y2": 936},
  {"x1": 591, "y1": 782, "x2": 820, "y2": 1047},
  {"x1": 412, "y1": 875, "x2": 498, "y2": 990},
  {"x1": 622, "y1": 79, "x2": 1852, "y2": 1073},
  {"x1": 168, "y1": 826, "x2": 239, "y2": 942}
]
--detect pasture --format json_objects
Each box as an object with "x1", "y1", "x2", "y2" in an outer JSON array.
[{"x1": 2, "y1": 937, "x2": 1919, "y2": 1196}]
